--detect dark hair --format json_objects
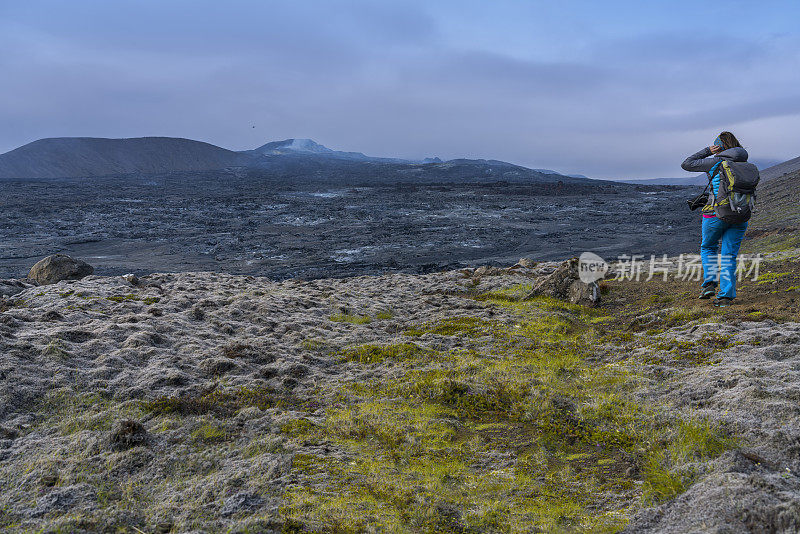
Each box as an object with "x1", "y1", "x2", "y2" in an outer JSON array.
[{"x1": 717, "y1": 131, "x2": 742, "y2": 150}]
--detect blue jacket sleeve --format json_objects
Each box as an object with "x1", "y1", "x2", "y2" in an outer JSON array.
[{"x1": 681, "y1": 147, "x2": 720, "y2": 173}]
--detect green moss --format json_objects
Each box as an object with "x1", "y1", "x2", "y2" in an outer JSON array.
[
  {"x1": 191, "y1": 422, "x2": 228, "y2": 442},
  {"x1": 281, "y1": 295, "x2": 732, "y2": 532},
  {"x1": 36, "y1": 390, "x2": 140, "y2": 436},
  {"x1": 43, "y1": 339, "x2": 70, "y2": 359},
  {"x1": 651, "y1": 333, "x2": 732, "y2": 365},
  {"x1": 302, "y1": 338, "x2": 336, "y2": 354},
  {"x1": 756, "y1": 271, "x2": 791, "y2": 284},
  {"x1": 376, "y1": 309, "x2": 394, "y2": 320},
  {"x1": 474, "y1": 283, "x2": 533, "y2": 302},
  {"x1": 329, "y1": 313, "x2": 372, "y2": 324},
  {"x1": 141, "y1": 386, "x2": 307, "y2": 417},
  {"x1": 340, "y1": 342, "x2": 430, "y2": 364},
  {"x1": 243, "y1": 437, "x2": 286, "y2": 457},
  {"x1": 404, "y1": 316, "x2": 501, "y2": 338},
  {"x1": 642, "y1": 419, "x2": 732, "y2": 504},
  {"x1": 641, "y1": 450, "x2": 690, "y2": 504},
  {"x1": 280, "y1": 419, "x2": 318, "y2": 438},
  {"x1": 106, "y1": 294, "x2": 140, "y2": 303},
  {"x1": 742, "y1": 233, "x2": 800, "y2": 254},
  {"x1": 663, "y1": 309, "x2": 704, "y2": 328},
  {"x1": 647, "y1": 294, "x2": 674, "y2": 304}
]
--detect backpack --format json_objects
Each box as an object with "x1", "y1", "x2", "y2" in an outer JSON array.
[{"x1": 710, "y1": 160, "x2": 760, "y2": 223}]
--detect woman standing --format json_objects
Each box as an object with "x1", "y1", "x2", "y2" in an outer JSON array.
[{"x1": 681, "y1": 131, "x2": 749, "y2": 307}]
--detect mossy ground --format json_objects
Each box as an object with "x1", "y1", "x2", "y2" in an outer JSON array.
[
  {"x1": 6, "y1": 260, "x2": 798, "y2": 533},
  {"x1": 598, "y1": 256, "x2": 800, "y2": 328},
  {"x1": 279, "y1": 290, "x2": 740, "y2": 532}
]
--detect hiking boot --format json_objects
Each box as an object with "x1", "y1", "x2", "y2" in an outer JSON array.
[
  {"x1": 713, "y1": 297, "x2": 733, "y2": 307},
  {"x1": 699, "y1": 283, "x2": 716, "y2": 299}
]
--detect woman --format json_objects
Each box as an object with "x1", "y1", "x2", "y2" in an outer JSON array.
[{"x1": 681, "y1": 131, "x2": 749, "y2": 308}]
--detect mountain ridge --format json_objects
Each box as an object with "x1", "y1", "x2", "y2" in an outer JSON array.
[
  {"x1": 0, "y1": 136, "x2": 577, "y2": 183},
  {"x1": 0, "y1": 137, "x2": 252, "y2": 180},
  {"x1": 620, "y1": 157, "x2": 792, "y2": 186},
  {"x1": 759, "y1": 155, "x2": 800, "y2": 181}
]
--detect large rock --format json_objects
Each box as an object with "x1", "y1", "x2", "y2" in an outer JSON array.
[
  {"x1": 28, "y1": 254, "x2": 94, "y2": 285},
  {"x1": 524, "y1": 257, "x2": 600, "y2": 306}
]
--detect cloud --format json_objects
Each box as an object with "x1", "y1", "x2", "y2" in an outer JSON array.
[{"x1": 0, "y1": 0, "x2": 798, "y2": 178}]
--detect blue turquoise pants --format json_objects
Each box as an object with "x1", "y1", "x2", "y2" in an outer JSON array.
[{"x1": 700, "y1": 217, "x2": 748, "y2": 299}]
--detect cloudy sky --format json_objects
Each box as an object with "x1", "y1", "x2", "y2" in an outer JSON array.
[{"x1": 1, "y1": 0, "x2": 798, "y2": 179}]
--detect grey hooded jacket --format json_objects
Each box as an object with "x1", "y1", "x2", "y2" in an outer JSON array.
[
  {"x1": 682, "y1": 146, "x2": 749, "y2": 213},
  {"x1": 681, "y1": 146, "x2": 749, "y2": 173}
]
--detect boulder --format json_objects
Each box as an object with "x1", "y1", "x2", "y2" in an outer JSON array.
[
  {"x1": 511, "y1": 257, "x2": 537, "y2": 269},
  {"x1": 524, "y1": 257, "x2": 600, "y2": 306},
  {"x1": 473, "y1": 265, "x2": 505, "y2": 277},
  {"x1": 121, "y1": 273, "x2": 139, "y2": 286},
  {"x1": 28, "y1": 254, "x2": 94, "y2": 285}
]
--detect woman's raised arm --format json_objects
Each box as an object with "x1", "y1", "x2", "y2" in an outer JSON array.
[{"x1": 681, "y1": 146, "x2": 720, "y2": 173}]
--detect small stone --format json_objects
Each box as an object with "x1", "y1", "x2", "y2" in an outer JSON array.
[
  {"x1": 40, "y1": 310, "x2": 64, "y2": 322},
  {"x1": 109, "y1": 419, "x2": 147, "y2": 451},
  {"x1": 220, "y1": 492, "x2": 265, "y2": 517},
  {"x1": 261, "y1": 366, "x2": 280, "y2": 379},
  {"x1": 121, "y1": 273, "x2": 139, "y2": 285},
  {"x1": 286, "y1": 363, "x2": 309, "y2": 378},
  {"x1": 40, "y1": 474, "x2": 59, "y2": 487},
  {"x1": 282, "y1": 377, "x2": 298, "y2": 390},
  {"x1": 201, "y1": 358, "x2": 238, "y2": 376}
]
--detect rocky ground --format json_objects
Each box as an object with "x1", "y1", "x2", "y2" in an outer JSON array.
[
  {"x1": 1, "y1": 252, "x2": 799, "y2": 533},
  {"x1": 0, "y1": 173, "x2": 697, "y2": 280}
]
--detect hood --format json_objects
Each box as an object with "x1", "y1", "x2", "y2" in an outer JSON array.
[{"x1": 717, "y1": 147, "x2": 748, "y2": 162}]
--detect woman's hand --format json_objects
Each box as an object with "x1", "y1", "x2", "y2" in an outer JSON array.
[{"x1": 710, "y1": 145, "x2": 722, "y2": 154}]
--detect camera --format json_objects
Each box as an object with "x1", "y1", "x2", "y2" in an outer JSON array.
[{"x1": 687, "y1": 192, "x2": 709, "y2": 211}]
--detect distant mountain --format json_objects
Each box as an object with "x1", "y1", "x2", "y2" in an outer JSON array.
[
  {"x1": 249, "y1": 138, "x2": 442, "y2": 164},
  {"x1": 534, "y1": 169, "x2": 589, "y2": 179},
  {"x1": 0, "y1": 137, "x2": 251, "y2": 180},
  {"x1": 252, "y1": 138, "x2": 367, "y2": 159},
  {"x1": 620, "y1": 156, "x2": 789, "y2": 186},
  {"x1": 0, "y1": 136, "x2": 599, "y2": 185},
  {"x1": 244, "y1": 152, "x2": 600, "y2": 186},
  {"x1": 621, "y1": 176, "x2": 707, "y2": 186},
  {"x1": 750, "y1": 158, "x2": 783, "y2": 171},
  {"x1": 760, "y1": 155, "x2": 800, "y2": 181}
]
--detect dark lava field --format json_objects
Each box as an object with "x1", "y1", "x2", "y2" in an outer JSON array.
[{"x1": 0, "y1": 171, "x2": 701, "y2": 279}]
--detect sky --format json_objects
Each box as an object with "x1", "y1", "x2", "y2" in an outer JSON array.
[{"x1": 1, "y1": 0, "x2": 799, "y2": 179}]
